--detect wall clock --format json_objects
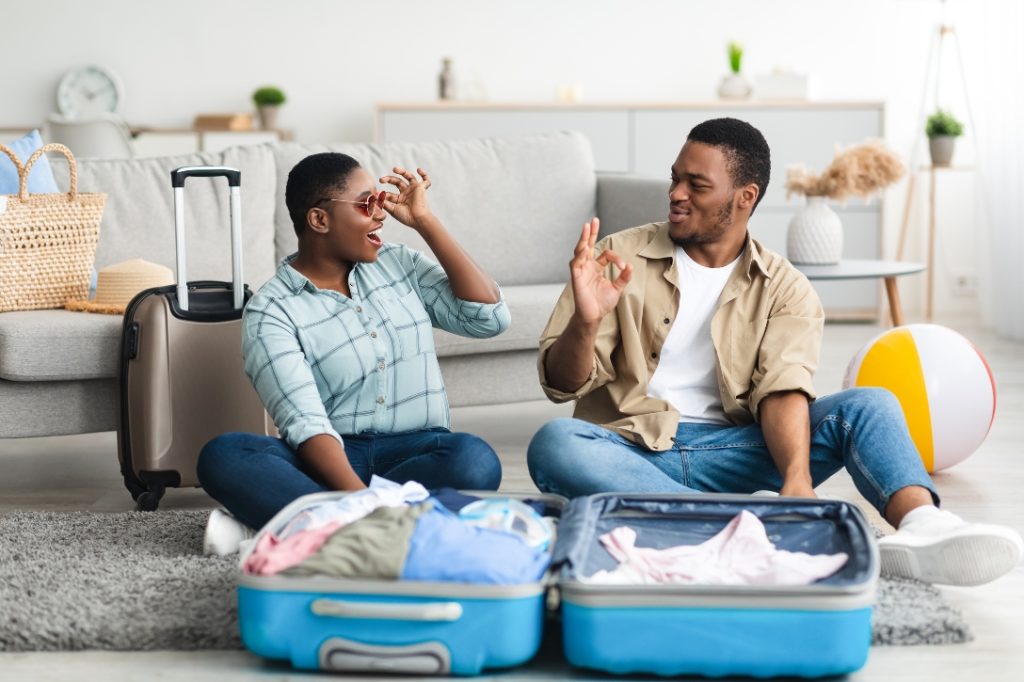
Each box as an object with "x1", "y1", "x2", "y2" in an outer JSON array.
[{"x1": 56, "y1": 65, "x2": 124, "y2": 118}]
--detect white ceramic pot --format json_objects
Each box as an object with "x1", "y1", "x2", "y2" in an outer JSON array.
[
  {"x1": 929, "y1": 136, "x2": 956, "y2": 167},
  {"x1": 787, "y1": 197, "x2": 843, "y2": 265},
  {"x1": 257, "y1": 104, "x2": 280, "y2": 130},
  {"x1": 717, "y1": 73, "x2": 752, "y2": 100}
]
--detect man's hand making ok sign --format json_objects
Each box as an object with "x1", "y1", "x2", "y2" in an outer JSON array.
[{"x1": 569, "y1": 217, "x2": 633, "y2": 325}]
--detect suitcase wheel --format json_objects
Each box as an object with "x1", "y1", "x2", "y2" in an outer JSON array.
[{"x1": 136, "y1": 484, "x2": 166, "y2": 512}]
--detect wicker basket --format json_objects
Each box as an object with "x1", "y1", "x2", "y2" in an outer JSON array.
[{"x1": 0, "y1": 143, "x2": 106, "y2": 312}]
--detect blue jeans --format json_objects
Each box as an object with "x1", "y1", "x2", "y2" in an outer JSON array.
[
  {"x1": 197, "y1": 428, "x2": 501, "y2": 529},
  {"x1": 527, "y1": 387, "x2": 939, "y2": 517}
]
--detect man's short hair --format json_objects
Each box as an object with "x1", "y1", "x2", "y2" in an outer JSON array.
[
  {"x1": 687, "y1": 118, "x2": 771, "y2": 214},
  {"x1": 285, "y1": 152, "x2": 361, "y2": 236}
]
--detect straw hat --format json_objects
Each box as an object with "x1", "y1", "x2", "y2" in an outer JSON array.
[{"x1": 65, "y1": 259, "x2": 174, "y2": 314}]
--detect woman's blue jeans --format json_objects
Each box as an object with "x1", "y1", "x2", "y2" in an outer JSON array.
[
  {"x1": 527, "y1": 387, "x2": 939, "y2": 518},
  {"x1": 197, "y1": 428, "x2": 501, "y2": 529}
]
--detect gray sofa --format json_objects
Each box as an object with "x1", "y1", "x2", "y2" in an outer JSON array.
[{"x1": 0, "y1": 131, "x2": 667, "y2": 439}]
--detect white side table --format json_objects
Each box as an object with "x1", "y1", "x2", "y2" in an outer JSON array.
[{"x1": 794, "y1": 259, "x2": 926, "y2": 327}]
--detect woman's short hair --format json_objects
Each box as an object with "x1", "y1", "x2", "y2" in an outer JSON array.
[{"x1": 285, "y1": 152, "x2": 361, "y2": 236}]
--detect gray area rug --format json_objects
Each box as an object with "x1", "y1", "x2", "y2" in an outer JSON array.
[
  {"x1": 0, "y1": 510, "x2": 971, "y2": 652},
  {"x1": 0, "y1": 510, "x2": 239, "y2": 651}
]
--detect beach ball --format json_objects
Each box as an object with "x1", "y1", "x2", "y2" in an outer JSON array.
[{"x1": 842, "y1": 324, "x2": 996, "y2": 472}]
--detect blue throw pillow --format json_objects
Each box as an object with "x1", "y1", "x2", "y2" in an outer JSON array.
[{"x1": 0, "y1": 129, "x2": 60, "y2": 195}]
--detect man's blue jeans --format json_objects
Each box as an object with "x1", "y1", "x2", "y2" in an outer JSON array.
[
  {"x1": 197, "y1": 428, "x2": 501, "y2": 529},
  {"x1": 527, "y1": 387, "x2": 939, "y2": 518}
]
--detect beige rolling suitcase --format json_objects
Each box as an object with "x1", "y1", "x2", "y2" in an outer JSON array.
[{"x1": 117, "y1": 166, "x2": 269, "y2": 511}]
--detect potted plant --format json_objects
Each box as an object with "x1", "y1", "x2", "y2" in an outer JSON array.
[
  {"x1": 717, "y1": 41, "x2": 751, "y2": 99},
  {"x1": 253, "y1": 86, "x2": 286, "y2": 130},
  {"x1": 785, "y1": 141, "x2": 905, "y2": 264},
  {"x1": 925, "y1": 109, "x2": 964, "y2": 167}
]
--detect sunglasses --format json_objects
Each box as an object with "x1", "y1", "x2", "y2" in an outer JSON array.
[{"x1": 318, "y1": 191, "x2": 387, "y2": 218}]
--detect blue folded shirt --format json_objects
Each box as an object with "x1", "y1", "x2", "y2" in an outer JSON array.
[{"x1": 402, "y1": 504, "x2": 551, "y2": 585}]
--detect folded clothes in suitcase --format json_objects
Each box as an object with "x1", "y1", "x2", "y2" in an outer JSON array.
[
  {"x1": 237, "y1": 489, "x2": 566, "y2": 676},
  {"x1": 553, "y1": 493, "x2": 878, "y2": 678}
]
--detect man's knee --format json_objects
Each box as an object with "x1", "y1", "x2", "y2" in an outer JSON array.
[
  {"x1": 527, "y1": 418, "x2": 597, "y2": 489},
  {"x1": 844, "y1": 386, "x2": 903, "y2": 417},
  {"x1": 527, "y1": 418, "x2": 580, "y2": 466}
]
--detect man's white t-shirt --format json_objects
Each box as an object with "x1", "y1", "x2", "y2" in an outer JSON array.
[{"x1": 647, "y1": 246, "x2": 741, "y2": 425}]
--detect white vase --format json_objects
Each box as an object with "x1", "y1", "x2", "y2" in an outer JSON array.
[
  {"x1": 928, "y1": 136, "x2": 956, "y2": 167},
  {"x1": 787, "y1": 197, "x2": 843, "y2": 265},
  {"x1": 257, "y1": 104, "x2": 280, "y2": 130},
  {"x1": 717, "y1": 73, "x2": 751, "y2": 99}
]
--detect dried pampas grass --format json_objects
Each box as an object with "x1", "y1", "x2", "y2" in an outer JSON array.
[{"x1": 786, "y1": 140, "x2": 905, "y2": 202}]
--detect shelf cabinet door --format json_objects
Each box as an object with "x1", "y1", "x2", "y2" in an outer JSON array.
[
  {"x1": 201, "y1": 131, "x2": 280, "y2": 153},
  {"x1": 380, "y1": 110, "x2": 631, "y2": 172},
  {"x1": 132, "y1": 132, "x2": 199, "y2": 158}
]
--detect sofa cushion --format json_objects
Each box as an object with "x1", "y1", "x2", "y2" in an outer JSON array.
[
  {"x1": 0, "y1": 378, "x2": 118, "y2": 438},
  {"x1": 433, "y1": 283, "x2": 563, "y2": 358},
  {"x1": 0, "y1": 310, "x2": 123, "y2": 381},
  {"x1": 272, "y1": 131, "x2": 596, "y2": 286},
  {"x1": 48, "y1": 144, "x2": 278, "y2": 289},
  {"x1": 1, "y1": 130, "x2": 60, "y2": 195}
]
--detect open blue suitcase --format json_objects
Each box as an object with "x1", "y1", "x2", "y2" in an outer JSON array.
[
  {"x1": 554, "y1": 493, "x2": 878, "y2": 678},
  {"x1": 237, "y1": 492, "x2": 877, "y2": 677},
  {"x1": 237, "y1": 491, "x2": 566, "y2": 675}
]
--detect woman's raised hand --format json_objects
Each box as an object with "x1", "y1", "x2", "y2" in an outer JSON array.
[{"x1": 379, "y1": 166, "x2": 433, "y2": 229}]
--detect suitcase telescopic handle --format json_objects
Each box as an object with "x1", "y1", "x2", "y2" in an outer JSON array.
[
  {"x1": 171, "y1": 166, "x2": 241, "y2": 188},
  {"x1": 170, "y1": 166, "x2": 244, "y2": 311}
]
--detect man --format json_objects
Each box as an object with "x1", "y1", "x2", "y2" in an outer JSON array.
[{"x1": 528, "y1": 118, "x2": 1022, "y2": 586}]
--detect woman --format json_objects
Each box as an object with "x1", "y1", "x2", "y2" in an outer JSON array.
[{"x1": 197, "y1": 152, "x2": 509, "y2": 540}]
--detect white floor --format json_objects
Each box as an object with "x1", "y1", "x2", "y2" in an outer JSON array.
[{"x1": 1, "y1": 318, "x2": 1022, "y2": 681}]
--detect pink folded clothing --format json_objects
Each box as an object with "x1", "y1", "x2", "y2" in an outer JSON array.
[
  {"x1": 584, "y1": 510, "x2": 849, "y2": 586},
  {"x1": 243, "y1": 521, "x2": 343, "y2": 576}
]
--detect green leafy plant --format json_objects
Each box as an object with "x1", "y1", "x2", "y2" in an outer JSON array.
[
  {"x1": 926, "y1": 110, "x2": 964, "y2": 138},
  {"x1": 252, "y1": 86, "x2": 286, "y2": 106},
  {"x1": 728, "y1": 42, "x2": 744, "y2": 74}
]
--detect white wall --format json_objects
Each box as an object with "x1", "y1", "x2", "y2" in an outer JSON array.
[
  {"x1": 3, "y1": 0, "x2": 944, "y2": 143},
  {"x1": 1, "y1": 0, "x2": 1012, "y2": 323}
]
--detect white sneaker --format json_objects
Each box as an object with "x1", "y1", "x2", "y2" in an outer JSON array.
[
  {"x1": 878, "y1": 509, "x2": 1024, "y2": 586},
  {"x1": 203, "y1": 508, "x2": 257, "y2": 556}
]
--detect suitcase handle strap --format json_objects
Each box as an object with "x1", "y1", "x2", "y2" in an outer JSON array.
[
  {"x1": 310, "y1": 598, "x2": 464, "y2": 622},
  {"x1": 170, "y1": 166, "x2": 244, "y2": 311}
]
